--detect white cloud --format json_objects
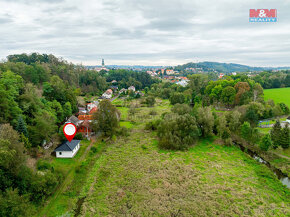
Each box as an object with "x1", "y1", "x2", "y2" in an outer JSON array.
[{"x1": 0, "y1": 0, "x2": 289, "y2": 66}]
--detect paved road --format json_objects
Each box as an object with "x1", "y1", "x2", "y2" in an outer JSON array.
[{"x1": 110, "y1": 94, "x2": 120, "y2": 102}]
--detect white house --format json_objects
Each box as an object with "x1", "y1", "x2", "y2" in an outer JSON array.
[
  {"x1": 102, "y1": 89, "x2": 113, "y2": 99},
  {"x1": 176, "y1": 80, "x2": 188, "y2": 87},
  {"x1": 54, "y1": 140, "x2": 81, "y2": 158},
  {"x1": 87, "y1": 101, "x2": 99, "y2": 111},
  {"x1": 128, "y1": 86, "x2": 136, "y2": 92}
]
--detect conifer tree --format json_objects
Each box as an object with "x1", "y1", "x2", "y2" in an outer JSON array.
[
  {"x1": 270, "y1": 120, "x2": 281, "y2": 149},
  {"x1": 16, "y1": 116, "x2": 28, "y2": 137},
  {"x1": 280, "y1": 123, "x2": 289, "y2": 149},
  {"x1": 259, "y1": 134, "x2": 272, "y2": 151},
  {"x1": 241, "y1": 121, "x2": 251, "y2": 140}
]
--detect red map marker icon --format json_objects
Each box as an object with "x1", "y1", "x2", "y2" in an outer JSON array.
[{"x1": 63, "y1": 123, "x2": 77, "y2": 142}]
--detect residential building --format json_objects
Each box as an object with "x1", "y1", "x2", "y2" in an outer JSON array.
[
  {"x1": 77, "y1": 120, "x2": 92, "y2": 139},
  {"x1": 166, "y1": 69, "x2": 174, "y2": 75},
  {"x1": 119, "y1": 88, "x2": 127, "y2": 94},
  {"x1": 54, "y1": 140, "x2": 81, "y2": 158},
  {"x1": 219, "y1": 73, "x2": 224, "y2": 79},
  {"x1": 87, "y1": 102, "x2": 98, "y2": 112},
  {"x1": 176, "y1": 80, "x2": 188, "y2": 87},
  {"x1": 102, "y1": 89, "x2": 113, "y2": 99},
  {"x1": 65, "y1": 115, "x2": 82, "y2": 127},
  {"x1": 128, "y1": 86, "x2": 136, "y2": 92}
]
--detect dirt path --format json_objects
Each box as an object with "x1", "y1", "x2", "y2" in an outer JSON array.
[{"x1": 271, "y1": 152, "x2": 290, "y2": 161}]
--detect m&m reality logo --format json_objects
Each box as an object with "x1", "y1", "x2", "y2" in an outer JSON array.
[{"x1": 249, "y1": 9, "x2": 277, "y2": 22}]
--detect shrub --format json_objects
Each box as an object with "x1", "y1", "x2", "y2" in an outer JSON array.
[
  {"x1": 37, "y1": 160, "x2": 54, "y2": 171},
  {"x1": 145, "y1": 119, "x2": 161, "y2": 131},
  {"x1": 149, "y1": 109, "x2": 157, "y2": 115},
  {"x1": 116, "y1": 126, "x2": 129, "y2": 137},
  {"x1": 169, "y1": 92, "x2": 185, "y2": 105},
  {"x1": 145, "y1": 96, "x2": 156, "y2": 107},
  {"x1": 75, "y1": 133, "x2": 83, "y2": 140},
  {"x1": 259, "y1": 134, "x2": 272, "y2": 151},
  {"x1": 171, "y1": 103, "x2": 191, "y2": 115},
  {"x1": 90, "y1": 146, "x2": 97, "y2": 153},
  {"x1": 157, "y1": 114, "x2": 200, "y2": 150}
]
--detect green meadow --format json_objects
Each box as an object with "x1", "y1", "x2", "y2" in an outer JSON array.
[
  {"x1": 77, "y1": 99, "x2": 289, "y2": 217},
  {"x1": 264, "y1": 87, "x2": 290, "y2": 107},
  {"x1": 37, "y1": 98, "x2": 290, "y2": 217}
]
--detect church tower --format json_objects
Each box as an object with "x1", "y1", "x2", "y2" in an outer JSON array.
[{"x1": 102, "y1": 58, "x2": 105, "y2": 67}]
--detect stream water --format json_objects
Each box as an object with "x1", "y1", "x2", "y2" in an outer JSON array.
[{"x1": 233, "y1": 142, "x2": 290, "y2": 188}]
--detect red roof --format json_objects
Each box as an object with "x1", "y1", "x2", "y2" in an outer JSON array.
[
  {"x1": 78, "y1": 115, "x2": 93, "y2": 120},
  {"x1": 89, "y1": 107, "x2": 98, "y2": 114}
]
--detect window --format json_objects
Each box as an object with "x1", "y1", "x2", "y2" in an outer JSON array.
[{"x1": 59, "y1": 152, "x2": 62, "y2": 155}]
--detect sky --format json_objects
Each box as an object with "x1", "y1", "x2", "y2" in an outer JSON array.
[{"x1": 0, "y1": 0, "x2": 290, "y2": 66}]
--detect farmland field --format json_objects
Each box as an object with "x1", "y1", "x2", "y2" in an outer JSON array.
[
  {"x1": 77, "y1": 99, "x2": 289, "y2": 216},
  {"x1": 264, "y1": 87, "x2": 290, "y2": 107}
]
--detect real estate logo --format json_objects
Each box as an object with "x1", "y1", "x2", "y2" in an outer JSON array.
[{"x1": 249, "y1": 9, "x2": 277, "y2": 22}]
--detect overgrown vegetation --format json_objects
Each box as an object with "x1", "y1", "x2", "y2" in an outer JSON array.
[{"x1": 77, "y1": 100, "x2": 289, "y2": 216}]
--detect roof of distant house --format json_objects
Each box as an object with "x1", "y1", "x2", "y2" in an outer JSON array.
[
  {"x1": 78, "y1": 115, "x2": 93, "y2": 120},
  {"x1": 89, "y1": 107, "x2": 98, "y2": 114},
  {"x1": 105, "y1": 89, "x2": 113, "y2": 94},
  {"x1": 54, "y1": 140, "x2": 80, "y2": 152},
  {"x1": 66, "y1": 115, "x2": 80, "y2": 125},
  {"x1": 79, "y1": 119, "x2": 91, "y2": 128}
]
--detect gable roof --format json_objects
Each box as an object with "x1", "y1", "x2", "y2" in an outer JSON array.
[
  {"x1": 78, "y1": 115, "x2": 93, "y2": 120},
  {"x1": 79, "y1": 119, "x2": 91, "y2": 129},
  {"x1": 54, "y1": 140, "x2": 80, "y2": 152},
  {"x1": 66, "y1": 115, "x2": 81, "y2": 126},
  {"x1": 89, "y1": 107, "x2": 98, "y2": 114}
]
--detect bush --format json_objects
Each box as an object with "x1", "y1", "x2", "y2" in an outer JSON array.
[
  {"x1": 169, "y1": 92, "x2": 185, "y2": 105},
  {"x1": 75, "y1": 133, "x2": 83, "y2": 140},
  {"x1": 259, "y1": 134, "x2": 272, "y2": 151},
  {"x1": 157, "y1": 114, "x2": 201, "y2": 150},
  {"x1": 37, "y1": 160, "x2": 54, "y2": 171},
  {"x1": 75, "y1": 161, "x2": 88, "y2": 174},
  {"x1": 149, "y1": 109, "x2": 157, "y2": 116},
  {"x1": 145, "y1": 96, "x2": 156, "y2": 107},
  {"x1": 90, "y1": 146, "x2": 98, "y2": 153},
  {"x1": 116, "y1": 126, "x2": 129, "y2": 137},
  {"x1": 145, "y1": 119, "x2": 161, "y2": 131},
  {"x1": 171, "y1": 103, "x2": 191, "y2": 115},
  {"x1": 278, "y1": 103, "x2": 289, "y2": 115}
]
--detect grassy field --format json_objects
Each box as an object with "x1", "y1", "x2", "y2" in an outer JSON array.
[
  {"x1": 37, "y1": 140, "x2": 109, "y2": 217},
  {"x1": 77, "y1": 99, "x2": 289, "y2": 216},
  {"x1": 264, "y1": 87, "x2": 290, "y2": 107}
]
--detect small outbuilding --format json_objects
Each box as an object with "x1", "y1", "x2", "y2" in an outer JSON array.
[
  {"x1": 54, "y1": 140, "x2": 81, "y2": 158},
  {"x1": 287, "y1": 116, "x2": 290, "y2": 124}
]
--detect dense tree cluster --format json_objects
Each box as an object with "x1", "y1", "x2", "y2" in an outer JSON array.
[
  {"x1": 0, "y1": 124, "x2": 61, "y2": 216},
  {"x1": 105, "y1": 69, "x2": 158, "y2": 90},
  {"x1": 144, "y1": 72, "x2": 289, "y2": 151},
  {"x1": 252, "y1": 71, "x2": 290, "y2": 89}
]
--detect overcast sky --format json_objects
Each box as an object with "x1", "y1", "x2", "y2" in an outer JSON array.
[{"x1": 0, "y1": 0, "x2": 289, "y2": 66}]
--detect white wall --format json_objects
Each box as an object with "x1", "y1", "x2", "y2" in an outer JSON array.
[{"x1": 56, "y1": 143, "x2": 80, "y2": 158}]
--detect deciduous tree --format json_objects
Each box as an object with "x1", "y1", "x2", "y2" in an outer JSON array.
[{"x1": 92, "y1": 100, "x2": 120, "y2": 137}]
